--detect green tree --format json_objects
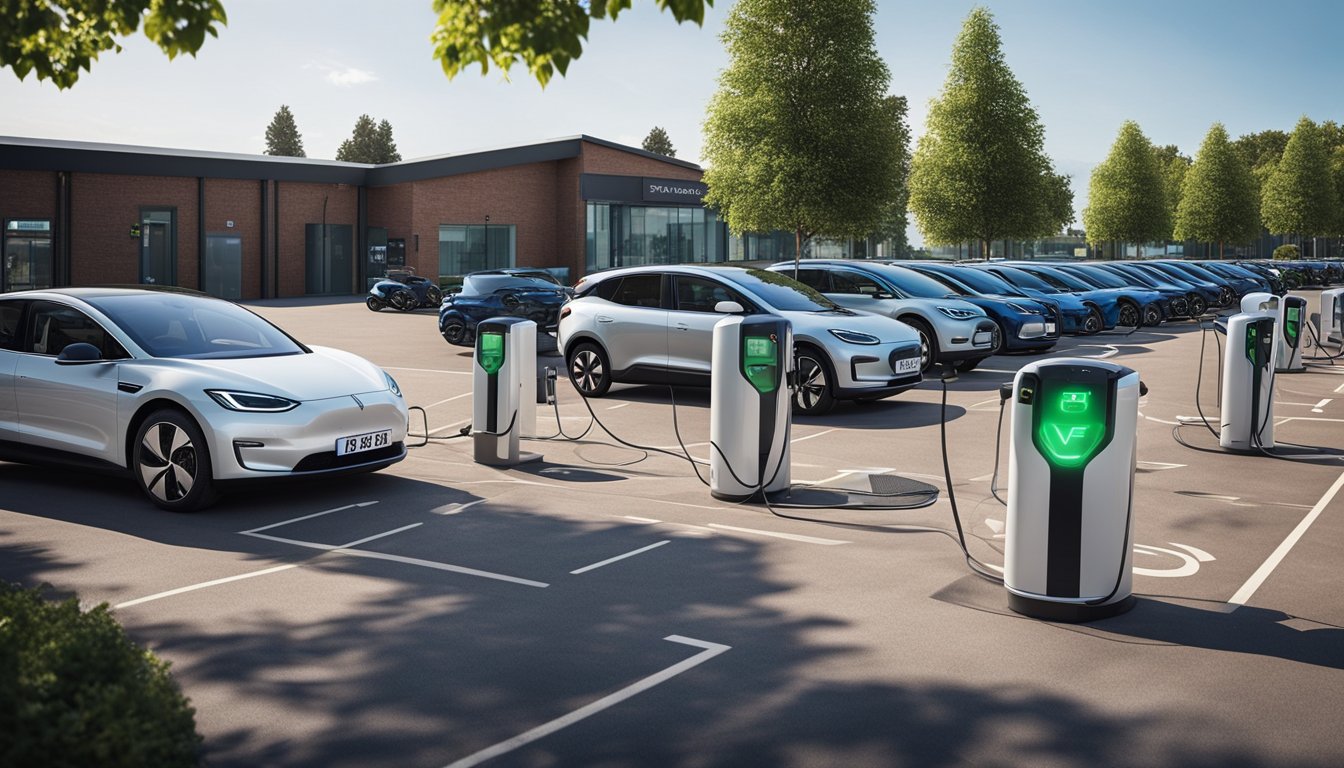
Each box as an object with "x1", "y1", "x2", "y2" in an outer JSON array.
[
  {"x1": 1152, "y1": 144, "x2": 1191, "y2": 234},
  {"x1": 1332, "y1": 146, "x2": 1344, "y2": 236},
  {"x1": 870, "y1": 95, "x2": 914, "y2": 254},
  {"x1": 1261, "y1": 116, "x2": 1338, "y2": 243},
  {"x1": 1174, "y1": 123, "x2": 1260, "y2": 258},
  {"x1": 0, "y1": 0, "x2": 226, "y2": 89},
  {"x1": 641, "y1": 126, "x2": 677, "y2": 157},
  {"x1": 1082, "y1": 121, "x2": 1170, "y2": 257},
  {"x1": 3, "y1": 0, "x2": 711, "y2": 89},
  {"x1": 431, "y1": 0, "x2": 712, "y2": 86},
  {"x1": 1232, "y1": 129, "x2": 1289, "y2": 172},
  {"x1": 263, "y1": 105, "x2": 306, "y2": 158},
  {"x1": 908, "y1": 7, "x2": 1069, "y2": 257},
  {"x1": 335, "y1": 115, "x2": 401, "y2": 164},
  {"x1": 701, "y1": 0, "x2": 905, "y2": 271}
]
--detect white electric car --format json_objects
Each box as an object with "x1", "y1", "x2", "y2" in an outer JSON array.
[
  {"x1": 0, "y1": 288, "x2": 408, "y2": 511},
  {"x1": 557, "y1": 265, "x2": 924, "y2": 415}
]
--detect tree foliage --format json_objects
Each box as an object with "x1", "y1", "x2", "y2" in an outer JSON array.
[
  {"x1": 908, "y1": 7, "x2": 1070, "y2": 254},
  {"x1": 335, "y1": 115, "x2": 402, "y2": 164},
  {"x1": 264, "y1": 105, "x2": 306, "y2": 158},
  {"x1": 701, "y1": 0, "x2": 906, "y2": 260},
  {"x1": 641, "y1": 126, "x2": 676, "y2": 157},
  {"x1": 0, "y1": 0, "x2": 225, "y2": 89},
  {"x1": 1261, "y1": 116, "x2": 1338, "y2": 237},
  {"x1": 1082, "y1": 121, "x2": 1169, "y2": 249},
  {"x1": 1232, "y1": 129, "x2": 1289, "y2": 172},
  {"x1": 1332, "y1": 146, "x2": 1344, "y2": 236},
  {"x1": 431, "y1": 0, "x2": 712, "y2": 87},
  {"x1": 1173, "y1": 123, "x2": 1260, "y2": 253}
]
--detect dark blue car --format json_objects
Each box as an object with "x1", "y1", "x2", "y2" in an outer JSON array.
[
  {"x1": 999, "y1": 262, "x2": 1167, "y2": 327},
  {"x1": 882, "y1": 263, "x2": 1060, "y2": 355},
  {"x1": 1054, "y1": 263, "x2": 1193, "y2": 319},
  {"x1": 970, "y1": 263, "x2": 1118, "y2": 332},
  {"x1": 438, "y1": 270, "x2": 569, "y2": 348}
]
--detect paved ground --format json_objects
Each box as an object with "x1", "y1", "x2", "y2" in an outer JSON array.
[{"x1": 3, "y1": 292, "x2": 1343, "y2": 767}]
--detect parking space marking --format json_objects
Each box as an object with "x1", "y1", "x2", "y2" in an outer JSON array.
[
  {"x1": 706, "y1": 524, "x2": 849, "y2": 546},
  {"x1": 435, "y1": 499, "x2": 488, "y2": 515},
  {"x1": 1223, "y1": 468, "x2": 1344, "y2": 613},
  {"x1": 1314, "y1": 399, "x2": 1332, "y2": 413},
  {"x1": 606, "y1": 403, "x2": 631, "y2": 410},
  {"x1": 443, "y1": 635, "x2": 730, "y2": 768},
  {"x1": 244, "y1": 523, "x2": 423, "y2": 552},
  {"x1": 1334, "y1": 381, "x2": 1344, "y2": 393},
  {"x1": 570, "y1": 541, "x2": 671, "y2": 574},
  {"x1": 114, "y1": 563, "x2": 301, "y2": 609},
  {"x1": 644, "y1": 498, "x2": 728, "y2": 511},
  {"x1": 383, "y1": 366, "x2": 472, "y2": 376},
  {"x1": 791, "y1": 428, "x2": 837, "y2": 444},
  {"x1": 239, "y1": 500, "x2": 378, "y2": 535},
  {"x1": 624, "y1": 516, "x2": 663, "y2": 524},
  {"x1": 425, "y1": 392, "x2": 473, "y2": 408},
  {"x1": 430, "y1": 417, "x2": 472, "y2": 435}
]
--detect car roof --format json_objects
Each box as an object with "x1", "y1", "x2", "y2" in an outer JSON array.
[{"x1": 0, "y1": 286, "x2": 214, "y2": 300}]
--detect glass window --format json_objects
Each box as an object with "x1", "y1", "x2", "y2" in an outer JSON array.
[
  {"x1": 996, "y1": 267, "x2": 1057, "y2": 291},
  {"x1": 439, "y1": 224, "x2": 515, "y2": 276},
  {"x1": 717, "y1": 269, "x2": 838, "y2": 312},
  {"x1": 27, "y1": 301, "x2": 126, "y2": 359},
  {"x1": 830, "y1": 270, "x2": 884, "y2": 295},
  {"x1": 85, "y1": 294, "x2": 305, "y2": 359},
  {"x1": 4, "y1": 220, "x2": 53, "y2": 292},
  {"x1": 790, "y1": 269, "x2": 830, "y2": 292},
  {"x1": 674, "y1": 276, "x2": 739, "y2": 313},
  {"x1": 0, "y1": 300, "x2": 24, "y2": 350},
  {"x1": 611, "y1": 275, "x2": 664, "y2": 308}
]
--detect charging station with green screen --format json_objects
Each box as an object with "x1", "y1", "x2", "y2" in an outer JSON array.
[
  {"x1": 1034, "y1": 381, "x2": 1108, "y2": 469},
  {"x1": 472, "y1": 317, "x2": 539, "y2": 466},
  {"x1": 1276, "y1": 295, "x2": 1306, "y2": 373}
]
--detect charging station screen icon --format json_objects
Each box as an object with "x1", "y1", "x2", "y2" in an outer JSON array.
[
  {"x1": 479, "y1": 332, "x2": 505, "y2": 375},
  {"x1": 1286, "y1": 307, "x2": 1300, "y2": 343},
  {"x1": 1036, "y1": 383, "x2": 1106, "y2": 468},
  {"x1": 743, "y1": 336, "x2": 778, "y2": 394}
]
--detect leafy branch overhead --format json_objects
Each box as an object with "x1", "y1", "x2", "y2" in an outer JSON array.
[
  {"x1": 431, "y1": 0, "x2": 713, "y2": 87},
  {"x1": 0, "y1": 0, "x2": 227, "y2": 89}
]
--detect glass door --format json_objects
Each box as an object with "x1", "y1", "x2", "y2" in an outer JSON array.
[
  {"x1": 3, "y1": 220, "x2": 53, "y2": 292},
  {"x1": 139, "y1": 208, "x2": 176, "y2": 286}
]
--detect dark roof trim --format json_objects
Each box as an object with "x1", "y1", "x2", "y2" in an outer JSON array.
[{"x1": 1, "y1": 134, "x2": 702, "y2": 187}]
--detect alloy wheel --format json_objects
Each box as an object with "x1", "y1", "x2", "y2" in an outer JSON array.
[
  {"x1": 138, "y1": 422, "x2": 197, "y2": 503},
  {"x1": 1118, "y1": 303, "x2": 1139, "y2": 327},
  {"x1": 570, "y1": 347, "x2": 609, "y2": 396}
]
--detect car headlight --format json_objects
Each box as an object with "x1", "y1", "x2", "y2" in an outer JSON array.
[
  {"x1": 828, "y1": 329, "x2": 881, "y2": 345},
  {"x1": 385, "y1": 371, "x2": 402, "y2": 398},
  {"x1": 936, "y1": 306, "x2": 981, "y2": 320},
  {"x1": 1005, "y1": 302, "x2": 1040, "y2": 315},
  {"x1": 206, "y1": 390, "x2": 300, "y2": 412}
]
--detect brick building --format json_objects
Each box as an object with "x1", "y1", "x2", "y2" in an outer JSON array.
[{"x1": 0, "y1": 135, "x2": 710, "y2": 299}]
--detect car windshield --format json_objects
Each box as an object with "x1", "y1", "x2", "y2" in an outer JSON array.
[
  {"x1": 86, "y1": 294, "x2": 307, "y2": 359},
  {"x1": 874, "y1": 265, "x2": 962, "y2": 298},
  {"x1": 1111, "y1": 266, "x2": 1160, "y2": 288},
  {"x1": 464, "y1": 275, "x2": 561, "y2": 294},
  {"x1": 995, "y1": 267, "x2": 1056, "y2": 292},
  {"x1": 1032, "y1": 267, "x2": 1092, "y2": 291},
  {"x1": 934, "y1": 266, "x2": 1018, "y2": 295},
  {"x1": 720, "y1": 269, "x2": 842, "y2": 312},
  {"x1": 1064, "y1": 266, "x2": 1121, "y2": 289}
]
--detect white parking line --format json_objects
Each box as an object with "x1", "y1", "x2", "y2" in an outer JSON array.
[
  {"x1": 425, "y1": 392, "x2": 473, "y2": 408},
  {"x1": 570, "y1": 541, "x2": 670, "y2": 574},
  {"x1": 1312, "y1": 399, "x2": 1331, "y2": 413},
  {"x1": 114, "y1": 563, "x2": 301, "y2": 609},
  {"x1": 240, "y1": 501, "x2": 379, "y2": 535},
  {"x1": 383, "y1": 366, "x2": 472, "y2": 375},
  {"x1": 706, "y1": 524, "x2": 849, "y2": 546},
  {"x1": 606, "y1": 403, "x2": 631, "y2": 410},
  {"x1": 791, "y1": 428, "x2": 837, "y2": 444},
  {"x1": 443, "y1": 635, "x2": 730, "y2": 768},
  {"x1": 1223, "y1": 469, "x2": 1344, "y2": 613}
]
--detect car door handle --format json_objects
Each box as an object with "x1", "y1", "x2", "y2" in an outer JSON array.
[
  {"x1": 596, "y1": 315, "x2": 614, "y2": 324},
  {"x1": 675, "y1": 323, "x2": 690, "y2": 331}
]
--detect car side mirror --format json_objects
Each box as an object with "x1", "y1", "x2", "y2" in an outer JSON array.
[
  {"x1": 56, "y1": 342, "x2": 104, "y2": 365},
  {"x1": 714, "y1": 300, "x2": 746, "y2": 314}
]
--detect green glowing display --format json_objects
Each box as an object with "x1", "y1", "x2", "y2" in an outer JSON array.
[
  {"x1": 743, "y1": 335, "x2": 778, "y2": 394},
  {"x1": 1286, "y1": 307, "x2": 1300, "y2": 343},
  {"x1": 1246, "y1": 325, "x2": 1258, "y2": 364},
  {"x1": 478, "y1": 332, "x2": 505, "y2": 375},
  {"x1": 1036, "y1": 383, "x2": 1107, "y2": 468}
]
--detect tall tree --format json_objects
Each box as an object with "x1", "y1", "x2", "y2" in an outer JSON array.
[
  {"x1": 702, "y1": 0, "x2": 905, "y2": 271},
  {"x1": 641, "y1": 126, "x2": 677, "y2": 157},
  {"x1": 1082, "y1": 121, "x2": 1169, "y2": 258},
  {"x1": 1232, "y1": 129, "x2": 1290, "y2": 172},
  {"x1": 336, "y1": 115, "x2": 401, "y2": 164},
  {"x1": 908, "y1": 7, "x2": 1069, "y2": 257},
  {"x1": 1261, "y1": 116, "x2": 1338, "y2": 243},
  {"x1": 263, "y1": 105, "x2": 306, "y2": 158},
  {"x1": 3, "y1": 1, "x2": 712, "y2": 89},
  {"x1": 1174, "y1": 123, "x2": 1260, "y2": 258},
  {"x1": 1332, "y1": 146, "x2": 1344, "y2": 237}
]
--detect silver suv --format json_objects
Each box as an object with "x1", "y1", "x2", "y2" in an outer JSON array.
[{"x1": 557, "y1": 265, "x2": 923, "y2": 415}]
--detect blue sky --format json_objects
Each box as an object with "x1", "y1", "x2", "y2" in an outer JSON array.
[{"x1": 1, "y1": 0, "x2": 1339, "y2": 243}]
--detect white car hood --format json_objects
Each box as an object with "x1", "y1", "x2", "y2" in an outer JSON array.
[
  {"x1": 171, "y1": 346, "x2": 388, "y2": 402},
  {"x1": 782, "y1": 308, "x2": 922, "y2": 344}
]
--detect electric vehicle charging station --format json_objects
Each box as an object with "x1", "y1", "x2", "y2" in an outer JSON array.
[
  {"x1": 1219, "y1": 311, "x2": 1276, "y2": 451},
  {"x1": 1320, "y1": 288, "x2": 1344, "y2": 345},
  {"x1": 1241, "y1": 292, "x2": 1276, "y2": 314},
  {"x1": 1275, "y1": 295, "x2": 1307, "y2": 373},
  {"x1": 1004, "y1": 358, "x2": 1140, "y2": 622},
  {"x1": 472, "y1": 317, "x2": 540, "y2": 466},
  {"x1": 710, "y1": 313, "x2": 793, "y2": 501}
]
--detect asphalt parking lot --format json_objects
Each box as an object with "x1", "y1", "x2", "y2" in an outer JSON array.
[{"x1": 4, "y1": 292, "x2": 1343, "y2": 768}]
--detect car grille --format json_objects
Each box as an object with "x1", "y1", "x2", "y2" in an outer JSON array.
[{"x1": 292, "y1": 443, "x2": 405, "y2": 473}]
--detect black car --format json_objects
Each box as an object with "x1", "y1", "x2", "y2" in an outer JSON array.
[
  {"x1": 438, "y1": 270, "x2": 569, "y2": 348},
  {"x1": 367, "y1": 269, "x2": 443, "y2": 312}
]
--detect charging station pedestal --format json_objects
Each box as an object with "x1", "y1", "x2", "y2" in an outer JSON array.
[
  {"x1": 1241, "y1": 292, "x2": 1276, "y2": 315},
  {"x1": 710, "y1": 315, "x2": 792, "y2": 501},
  {"x1": 1005, "y1": 358, "x2": 1139, "y2": 622},
  {"x1": 1219, "y1": 311, "x2": 1276, "y2": 451},
  {"x1": 1275, "y1": 295, "x2": 1306, "y2": 373},
  {"x1": 472, "y1": 317, "x2": 540, "y2": 466},
  {"x1": 1320, "y1": 288, "x2": 1344, "y2": 345}
]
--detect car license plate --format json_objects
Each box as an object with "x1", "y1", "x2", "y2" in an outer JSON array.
[
  {"x1": 1045, "y1": 322, "x2": 1057, "y2": 334},
  {"x1": 336, "y1": 429, "x2": 392, "y2": 456},
  {"x1": 896, "y1": 356, "x2": 920, "y2": 374}
]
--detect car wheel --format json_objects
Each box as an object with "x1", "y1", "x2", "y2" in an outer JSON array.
[
  {"x1": 1141, "y1": 303, "x2": 1163, "y2": 327},
  {"x1": 132, "y1": 409, "x2": 217, "y2": 512},
  {"x1": 905, "y1": 318, "x2": 938, "y2": 374},
  {"x1": 1117, "y1": 301, "x2": 1139, "y2": 328},
  {"x1": 1219, "y1": 286, "x2": 1235, "y2": 306},
  {"x1": 1188, "y1": 294, "x2": 1207, "y2": 317},
  {"x1": 568, "y1": 342, "x2": 612, "y2": 397},
  {"x1": 792, "y1": 348, "x2": 836, "y2": 416},
  {"x1": 989, "y1": 322, "x2": 1006, "y2": 353},
  {"x1": 426, "y1": 286, "x2": 443, "y2": 307},
  {"x1": 395, "y1": 290, "x2": 419, "y2": 312},
  {"x1": 441, "y1": 316, "x2": 469, "y2": 346},
  {"x1": 1082, "y1": 307, "x2": 1104, "y2": 335},
  {"x1": 366, "y1": 296, "x2": 385, "y2": 312}
]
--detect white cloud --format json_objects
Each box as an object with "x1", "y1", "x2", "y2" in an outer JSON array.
[{"x1": 326, "y1": 67, "x2": 378, "y2": 87}]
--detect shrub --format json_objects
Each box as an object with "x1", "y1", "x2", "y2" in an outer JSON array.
[
  {"x1": 0, "y1": 582, "x2": 202, "y2": 768},
  {"x1": 1273, "y1": 244, "x2": 1301, "y2": 260}
]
